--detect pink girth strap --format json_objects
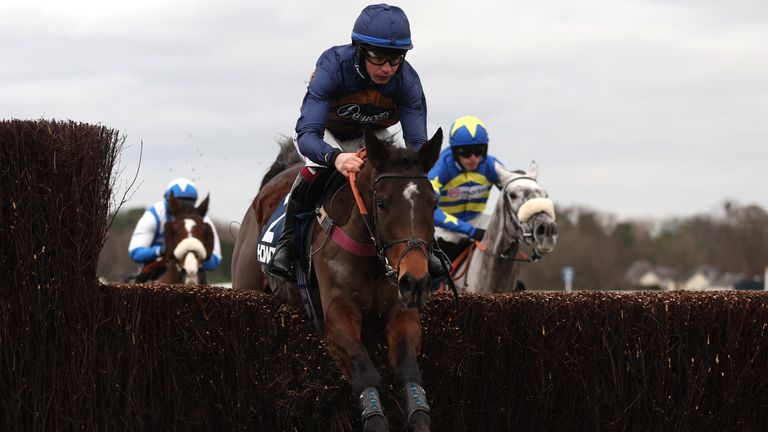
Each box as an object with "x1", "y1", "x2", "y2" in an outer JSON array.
[{"x1": 330, "y1": 226, "x2": 377, "y2": 257}]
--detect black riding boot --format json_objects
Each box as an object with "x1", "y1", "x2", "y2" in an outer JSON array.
[{"x1": 268, "y1": 174, "x2": 313, "y2": 281}]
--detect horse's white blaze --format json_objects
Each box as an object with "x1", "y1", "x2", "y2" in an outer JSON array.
[
  {"x1": 403, "y1": 181, "x2": 418, "y2": 228},
  {"x1": 184, "y1": 218, "x2": 196, "y2": 236},
  {"x1": 183, "y1": 252, "x2": 199, "y2": 284}
]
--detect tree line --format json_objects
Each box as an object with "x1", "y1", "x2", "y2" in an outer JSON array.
[
  {"x1": 97, "y1": 201, "x2": 768, "y2": 290},
  {"x1": 519, "y1": 201, "x2": 768, "y2": 290}
]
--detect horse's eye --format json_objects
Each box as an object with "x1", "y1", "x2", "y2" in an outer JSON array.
[
  {"x1": 509, "y1": 192, "x2": 518, "y2": 200},
  {"x1": 376, "y1": 198, "x2": 388, "y2": 210}
]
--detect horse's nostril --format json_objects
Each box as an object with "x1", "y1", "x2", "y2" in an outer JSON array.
[
  {"x1": 398, "y1": 272, "x2": 429, "y2": 308},
  {"x1": 398, "y1": 272, "x2": 413, "y2": 287},
  {"x1": 536, "y1": 225, "x2": 546, "y2": 236}
]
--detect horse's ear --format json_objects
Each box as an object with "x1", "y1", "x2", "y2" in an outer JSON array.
[
  {"x1": 527, "y1": 160, "x2": 539, "y2": 180},
  {"x1": 168, "y1": 192, "x2": 180, "y2": 217},
  {"x1": 364, "y1": 128, "x2": 389, "y2": 172},
  {"x1": 418, "y1": 128, "x2": 443, "y2": 172},
  {"x1": 497, "y1": 166, "x2": 514, "y2": 188},
  {"x1": 196, "y1": 194, "x2": 210, "y2": 217}
]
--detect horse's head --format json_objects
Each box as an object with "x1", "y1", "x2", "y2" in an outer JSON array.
[
  {"x1": 499, "y1": 161, "x2": 558, "y2": 257},
  {"x1": 163, "y1": 193, "x2": 215, "y2": 284},
  {"x1": 359, "y1": 128, "x2": 443, "y2": 309}
]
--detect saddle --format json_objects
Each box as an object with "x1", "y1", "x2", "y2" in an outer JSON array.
[{"x1": 257, "y1": 168, "x2": 348, "y2": 333}]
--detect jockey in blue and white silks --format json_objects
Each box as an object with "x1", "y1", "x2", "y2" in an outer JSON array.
[
  {"x1": 429, "y1": 116, "x2": 505, "y2": 250},
  {"x1": 268, "y1": 3, "x2": 429, "y2": 281},
  {"x1": 128, "y1": 178, "x2": 222, "y2": 272}
]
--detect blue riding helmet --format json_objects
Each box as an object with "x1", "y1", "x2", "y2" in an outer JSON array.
[
  {"x1": 164, "y1": 178, "x2": 198, "y2": 201},
  {"x1": 351, "y1": 4, "x2": 413, "y2": 50},
  {"x1": 449, "y1": 115, "x2": 489, "y2": 147}
]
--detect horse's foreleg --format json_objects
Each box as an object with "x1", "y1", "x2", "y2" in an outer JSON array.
[
  {"x1": 387, "y1": 307, "x2": 431, "y2": 432},
  {"x1": 325, "y1": 297, "x2": 389, "y2": 431}
]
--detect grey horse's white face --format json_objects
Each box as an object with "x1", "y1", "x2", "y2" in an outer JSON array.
[{"x1": 501, "y1": 161, "x2": 558, "y2": 255}]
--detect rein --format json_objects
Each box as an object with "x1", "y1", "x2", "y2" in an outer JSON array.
[{"x1": 348, "y1": 148, "x2": 369, "y2": 215}]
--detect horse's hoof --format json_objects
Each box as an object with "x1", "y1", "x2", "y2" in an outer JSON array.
[
  {"x1": 363, "y1": 415, "x2": 389, "y2": 432},
  {"x1": 408, "y1": 411, "x2": 431, "y2": 432}
]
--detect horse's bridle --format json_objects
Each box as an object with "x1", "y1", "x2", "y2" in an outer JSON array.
[
  {"x1": 355, "y1": 172, "x2": 434, "y2": 285},
  {"x1": 499, "y1": 176, "x2": 546, "y2": 262}
]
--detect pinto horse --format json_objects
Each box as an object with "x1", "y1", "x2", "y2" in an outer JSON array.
[
  {"x1": 153, "y1": 193, "x2": 215, "y2": 285},
  {"x1": 446, "y1": 161, "x2": 558, "y2": 292},
  {"x1": 232, "y1": 129, "x2": 443, "y2": 432}
]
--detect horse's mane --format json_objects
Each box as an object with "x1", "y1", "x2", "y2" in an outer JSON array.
[
  {"x1": 259, "y1": 137, "x2": 303, "y2": 191},
  {"x1": 393, "y1": 148, "x2": 421, "y2": 171}
]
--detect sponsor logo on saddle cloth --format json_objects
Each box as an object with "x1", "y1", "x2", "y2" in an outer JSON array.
[{"x1": 256, "y1": 195, "x2": 289, "y2": 265}]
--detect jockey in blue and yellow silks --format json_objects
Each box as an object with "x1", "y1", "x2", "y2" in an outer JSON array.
[{"x1": 428, "y1": 116, "x2": 505, "y2": 261}]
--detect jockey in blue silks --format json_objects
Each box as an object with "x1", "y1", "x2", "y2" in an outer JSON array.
[
  {"x1": 428, "y1": 116, "x2": 506, "y2": 262},
  {"x1": 128, "y1": 178, "x2": 222, "y2": 280},
  {"x1": 268, "y1": 3, "x2": 429, "y2": 282}
]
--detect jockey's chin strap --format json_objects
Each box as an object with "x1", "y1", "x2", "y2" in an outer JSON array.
[{"x1": 348, "y1": 148, "x2": 432, "y2": 287}]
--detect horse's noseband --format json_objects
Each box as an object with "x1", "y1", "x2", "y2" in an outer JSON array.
[{"x1": 378, "y1": 236, "x2": 431, "y2": 283}]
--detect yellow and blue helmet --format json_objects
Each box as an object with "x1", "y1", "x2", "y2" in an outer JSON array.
[{"x1": 449, "y1": 115, "x2": 489, "y2": 147}]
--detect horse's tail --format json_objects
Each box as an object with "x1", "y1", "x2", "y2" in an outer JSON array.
[{"x1": 259, "y1": 136, "x2": 303, "y2": 191}]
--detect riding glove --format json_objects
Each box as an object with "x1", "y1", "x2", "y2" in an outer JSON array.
[{"x1": 471, "y1": 228, "x2": 486, "y2": 241}]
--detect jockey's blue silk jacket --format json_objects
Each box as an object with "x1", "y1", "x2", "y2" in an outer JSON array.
[
  {"x1": 128, "y1": 201, "x2": 222, "y2": 271},
  {"x1": 295, "y1": 44, "x2": 428, "y2": 166},
  {"x1": 428, "y1": 148, "x2": 505, "y2": 237}
]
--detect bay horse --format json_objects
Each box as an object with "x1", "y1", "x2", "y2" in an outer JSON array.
[
  {"x1": 153, "y1": 193, "x2": 215, "y2": 285},
  {"x1": 232, "y1": 129, "x2": 443, "y2": 432},
  {"x1": 446, "y1": 161, "x2": 558, "y2": 293}
]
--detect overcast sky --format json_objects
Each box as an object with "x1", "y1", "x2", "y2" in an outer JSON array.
[{"x1": 2, "y1": 0, "x2": 767, "y2": 225}]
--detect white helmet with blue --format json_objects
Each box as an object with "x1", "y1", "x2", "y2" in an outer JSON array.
[{"x1": 164, "y1": 178, "x2": 198, "y2": 201}]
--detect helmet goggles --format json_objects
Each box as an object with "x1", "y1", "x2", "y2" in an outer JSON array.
[
  {"x1": 364, "y1": 49, "x2": 405, "y2": 66},
  {"x1": 453, "y1": 144, "x2": 488, "y2": 159}
]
